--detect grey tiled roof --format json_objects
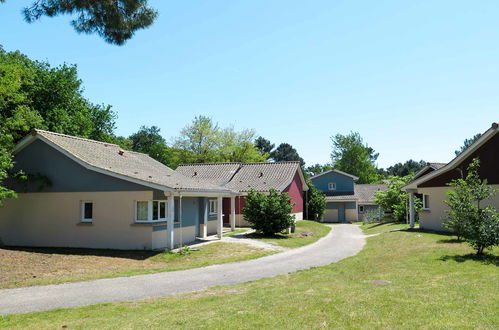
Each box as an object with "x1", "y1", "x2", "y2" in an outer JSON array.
[
  {"x1": 226, "y1": 162, "x2": 302, "y2": 192},
  {"x1": 30, "y1": 130, "x2": 232, "y2": 193},
  {"x1": 176, "y1": 163, "x2": 241, "y2": 185},
  {"x1": 428, "y1": 162, "x2": 446, "y2": 170},
  {"x1": 325, "y1": 184, "x2": 387, "y2": 204},
  {"x1": 176, "y1": 161, "x2": 304, "y2": 193}
]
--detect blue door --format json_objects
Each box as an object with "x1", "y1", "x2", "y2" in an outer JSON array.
[{"x1": 338, "y1": 203, "x2": 346, "y2": 222}]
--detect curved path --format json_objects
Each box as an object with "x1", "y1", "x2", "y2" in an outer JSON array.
[{"x1": 0, "y1": 224, "x2": 365, "y2": 315}]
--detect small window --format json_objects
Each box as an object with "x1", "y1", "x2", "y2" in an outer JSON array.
[
  {"x1": 423, "y1": 195, "x2": 430, "y2": 210},
  {"x1": 81, "y1": 201, "x2": 93, "y2": 222},
  {"x1": 358, "y1": 205, "x2": 364, "y2": 213},
  {"x1": 328, "y1": 182, "x2": 336, "y2": 191},
  {"x1": 209, "y1": 199, "x2": 217, "y2": 214},
  {"x1": 136, "y1": 201, "x2": 149, "y2": 221}
]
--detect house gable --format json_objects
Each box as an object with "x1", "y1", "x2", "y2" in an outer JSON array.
[
  {"x1": 419, "y1": 132, "x2": 499, "y2": 187},
  {"x1": 10, "y1": 139, "x2": 151, "y2": 193},
  {"x1": 310, "y1": 171, "x2": 355, "y2": 195}
]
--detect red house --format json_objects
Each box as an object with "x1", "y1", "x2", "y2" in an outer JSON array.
[{"x1": 176, "y1": 162, "x2": 308, "y2": 227}]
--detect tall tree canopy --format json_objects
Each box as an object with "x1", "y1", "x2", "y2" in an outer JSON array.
[
  {"x1": 383, "y1": 159, "x2": 427, "y2": 177},
  {"x1": 270, "y1": 143, "x2": 305, "y2": 167},
  {"x1": 1, "y1": 0, "x2": 158, "y2": 45},
  {"x1": 173, "y1": 115, "x2": 266, "y2": 164},
  {"x1": 0, "y1": 46, "x2": 117, "y2": 203},
  {"x1": 455, "y1": 133, "x2": 482, "y2": 156},
  {"x1": 255, "y1": 136, "x2": 274, "y2": 158},
  {"x1": 330, "y1": 132, "x2": 381, "y2": 184},
  {"x1": 305, "y1": 163, "x2": 333, "y2": 178}
]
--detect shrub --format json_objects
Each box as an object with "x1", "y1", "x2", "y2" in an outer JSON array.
[
  {"x1": 444, "y1": 158, "x2": 499, "y2": 255},
  {"x1": 243, "y1": 189, "x2": 294, "y2": 235},
  {"x1": 306, "y1": 181, "x2": 326, "y2": 221},
  {"x1": 362, "y1": 208, "x2": 384, "y2": 224}
]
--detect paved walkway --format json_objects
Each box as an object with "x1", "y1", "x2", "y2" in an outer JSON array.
[{"x1": 0, "y1": 224, "x2": 366, "y2": 315}]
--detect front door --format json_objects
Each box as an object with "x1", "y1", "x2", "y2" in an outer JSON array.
[{"x1": 338, "y1": 203, "x2": 346, "y2": 223}]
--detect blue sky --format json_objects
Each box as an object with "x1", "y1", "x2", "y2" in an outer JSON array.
[{"x1": 1, "y1": 1, "x2": 497, "y2": 168}]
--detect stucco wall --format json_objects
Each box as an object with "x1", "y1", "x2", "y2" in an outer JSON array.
[
  {"x1": 417, "y1": 185, "x2": 499, "y2": 231},
  {"x1": 0, "y1": 191, "x2": 155, "y2": 250},
  {"x1": 358, "y1": 204, "x2": 380, "y2": 220}
]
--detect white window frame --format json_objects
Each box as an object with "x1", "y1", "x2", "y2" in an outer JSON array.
[
  {"x1": 358, "y1": 205, "x2": 364, "y2": 214},
  {"x1": 328, "y1": 182, "x2": 336, "y2": 191},
  {"x1": 135, "y1": 200, "x2": 168, "y2": 223},
  {"x1": 422, "y1": 194, "x2": 430, "y2": 210},
  {"x1": 209, "y1": 199, "x2": 217, "y2": 215},
  {"x1": 81, "y1": 201, "x2": 93, "y2": 223}
]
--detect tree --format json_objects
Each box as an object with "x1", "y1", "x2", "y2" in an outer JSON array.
[
  {"x1": 2, "y1": 0, "x2": 158, "y2": 45},
  {"x1": 455, "y1": 133, "x2": 482, "y2": 156},
  {"x1": 374, "y1": 175, "x2": 421, "y2": 222},
  {"x1": 305, "y1": 181, "x2": 326, "y2": 221},
  {"x1": 0, "y1": 46, "x2": 117, "y2": 204},
  {"x1": 270, "y1": 143, "x2": 305, "y2": 167},
  {"x1": 330, "y1": 132, "x2": 381, "y2": 184},
  {"x1": 255, "y1": 136, "x2": 274, "y2": 157},
  {"x1": 384, "y1": 160, "x2": 427, "y2": 177},
  {"x1": 243, "y1": 189, "x2": 294, "y2": 235},
  {"x1": 129, "y1": 126, "x2": 165, "y2": 153},
  {"x1": 173, "y1": 116, "x2": 266, "y2": 164},
  {"x1": 305, "y1": 163, "x2": 333, "y2": 178},
  {"x1": 444, "y1": 158, "x2": 499, "y2": 255}
]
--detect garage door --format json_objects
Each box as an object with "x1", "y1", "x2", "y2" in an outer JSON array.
[{"x1": 324, "y1": 209, "x2": 339, "y2": 222}]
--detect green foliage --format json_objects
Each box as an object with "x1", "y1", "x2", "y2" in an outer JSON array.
[
  {"x1": 174, "y1": 115, "x2": 266, "y2": 164},
  {"x1": 382, "y1": 159, "x2": 427, "y2": 177},
  {"x1": 255, "y1": 136, "x2": 274, "y2": 157},
  {"x1": 455, "y1": 133, "x2": 482, "y2": 156},
  {"x1": 243, "y1": 189, "x2": 294, "y2": 235},
  {"x1": 305, "y1": 163, "x2": 333, "y2": 178},
  {"x1": 7, "y1": 0, "x2": 159, "y2": 45},
  {"x1": 270, "y1": 143, "x2": 305, "y2": 167},
  {"x1": 362, "y1": 208, "x2": 384, "y2": 224},
  {"x1": 444, "y1": 158, "x2": 499, "y2": 255},
  {"x1": 374, "y1": 175, "x2": 421, "y2": 222},
  {"x1": 0, "y1": 46, "x2": 117, "y2": 204},
  {"x1": 305, "y1": 181, "x2": 326, "y2": 221},
  {"x1": 330, "y1": 132, "x2": 381, "y2": 183}
]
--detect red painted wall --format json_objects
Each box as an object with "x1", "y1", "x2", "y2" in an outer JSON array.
[
  {"x1": 284, "y1": 172, "x2": 304, "y2": 213},
  {"x1": 223, "y1": 171, "x2": 303, "y2": 219}
]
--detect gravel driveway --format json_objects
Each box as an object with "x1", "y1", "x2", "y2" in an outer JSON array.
[{"x1": 0, "y1": 224, "x2": 365, "y2": 315}]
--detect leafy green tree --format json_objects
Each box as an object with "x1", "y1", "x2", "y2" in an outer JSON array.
[
  {"x1": 174, "y1": 116, "x2": 266, "y2": 164},
  {"x1": 454, "y1": 133, "x2": 482, "y2": 156},
  {"x1": 270, "y1": 143, "x2": 305, "y2": 167},
  {"x1": 384, "y1": 160, "x2": 427, "y2": 177},
  {"x1": 0, "y1": 46, "x2": 116, "y2": 204},
  {"x1": 2, "y1": 0, "x2": 158, "y2": 45},
  {"x1": 330, "y1": 132, "x2": 381, "y2": 184},
  {"x1": 243, "y1": 189, "x2": 294, "y2": 235},
  {"x1": 305, "y1": 163, "x2": 333, "y2": 178},
  {"x1": 255, "y1": 136, "x2": 274, "y2": 157},
  {"x1": 129, "y1": 126, "x2": 165, "y2": 153},
  {"x1": 374, "y1": 175, "x2": 421, "y2": 222},
  {"x1": 444, "y1": 158, "x2": 499, "y2": 254},
  {"x1": 305, "y1": 181, "x2": 326, "y2": 221}
]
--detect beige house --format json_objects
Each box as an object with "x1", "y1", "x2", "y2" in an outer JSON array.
[
  {"x1": 0, "y1": 130, "x2": 236, "y2": 250},
  {"x1": 403, "y1": 123, "x2": 499, "y2": 231}
]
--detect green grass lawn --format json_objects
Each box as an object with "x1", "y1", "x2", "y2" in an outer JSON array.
[
  {"x1": 244, "y1": 220, "x2": 331, "y2": 248},
  {"x1": 223, "y1": 228, "x2": 250, "y2": 237},
  {"x1": 2, "y1": 223, "x2": 498, "y2": 329},
  {"x1": 0, "y1": 242, "x2": 274, "y2": 289}
]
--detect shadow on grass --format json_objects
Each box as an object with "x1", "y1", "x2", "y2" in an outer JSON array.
[
  {"x1": 365, "y1": 221, "x2": 405, "y2": 229},
  {"x1": 244, "y1": 233, "x2": 288, "y2": 240},
  {"x1": 437, "y1": 238, "x2": 462, "y2": 244},
  {"x1": 0, "y1": 246, "x2": 162, "y2": 260},
  {"x1": 440, "y1": 253, "x2": 499, "y2": 266}
]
